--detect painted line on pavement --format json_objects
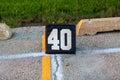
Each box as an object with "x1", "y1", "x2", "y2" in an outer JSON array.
[
  {"x1": 42, "y1": 56, "x2": 51, "y2": 80},
  {"x1": 76, "y1": 47, "x2": 120, "y2": 55},
  {"x1": 51, "y1": 55, "x2": 64, "y2": 80},
  {"x1": 1, "y1": 47, "x2": 120, "y2": 80},
  {"x1": 1, "y1": 47, "x2": 120, "y2": 60},
  {"x1": 0, "y1": 52, "x2": 47, "y2": 59}
]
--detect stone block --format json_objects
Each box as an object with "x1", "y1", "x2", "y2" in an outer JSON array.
[{"x1": 76, "y1": 17, "x2": 120, "y2": 36}]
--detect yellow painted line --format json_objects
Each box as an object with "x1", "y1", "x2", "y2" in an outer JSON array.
[
  {"x1": 41, "y1": 34, "x2": 50, "y2": 80},
  {"x1": 76, "y1": 20, "x2": 83, "y2": 36},
  {"x1": 42, "y1": 56, "x2": 51, "y2": 80},
  {"x1": 41, "y1": 28, "x2": 50, "y2": 79},
  {"x1": 42, "y1": 34, "x2": 46, "y2": 52}
]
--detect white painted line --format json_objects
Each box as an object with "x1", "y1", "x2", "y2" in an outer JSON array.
[
  {"x1": 51, "y1": 55, "x2": 64, "y2": 80},
  {"x1": 56, "y1": 55, "x2": 64, "y2": 80},
  {"x1": 51, "y1": 55, "x2": 57, "y2": 80},
  {"x1": 76, "y1": 47, "x2": 120, "y2": 54},
  {"x1": 0, "y1": 47, "x2": 120, "y2": 60},
  {"x1": 0, "y1": 52, "x2": 47, "y2": 60}
]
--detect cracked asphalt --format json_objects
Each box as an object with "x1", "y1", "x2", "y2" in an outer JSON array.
[
  {"x1": 0, "y1": 26, "x2": 120, "y2": 80},
  {"x1": 53, "y1": 55, "x2": 59, "y2": 80}
]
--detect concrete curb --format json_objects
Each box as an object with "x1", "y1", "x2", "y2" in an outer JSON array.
[{"x1": 76, "y1": 17, "x2": 120, "y2": 36}]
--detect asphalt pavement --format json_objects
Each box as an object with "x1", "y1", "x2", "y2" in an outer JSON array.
[
  {"x1": 0, "y1": 27, "x2": 43, "y2": 80},
  {"x1": 0, "y1": 26, "x2": 120, "y2": 80},
  {"x1": 0, "y1": 57, "x2": 42, "y2": 80},
  {"x1": 63, "y1": 31, "x2": 120, "y2": 80}
]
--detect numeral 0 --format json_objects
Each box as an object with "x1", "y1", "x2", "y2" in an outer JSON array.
[{"x1": 48, "y1": 29, "x2": 72, "y2": 50}]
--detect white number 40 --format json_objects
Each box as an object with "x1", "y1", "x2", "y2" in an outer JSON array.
[{"x1": 48, "y1": 29, "x2": 72, "y2": 50}]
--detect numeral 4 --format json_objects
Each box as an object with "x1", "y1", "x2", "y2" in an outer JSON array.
[{"x1": 48, "y1": 29, "x2": 59, "y2": 50}]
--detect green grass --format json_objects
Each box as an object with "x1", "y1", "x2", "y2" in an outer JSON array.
[{"x1": 0, "y1": 0, "x2": 120, "y2": 27}]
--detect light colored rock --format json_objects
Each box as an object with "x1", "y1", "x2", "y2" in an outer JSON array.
[
  {"x1": 76, "y1": 17, "x2": 120, "y2": 36},
  {"x1": 0, "y1": 23, "x2": 12, "y2": 40}
]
